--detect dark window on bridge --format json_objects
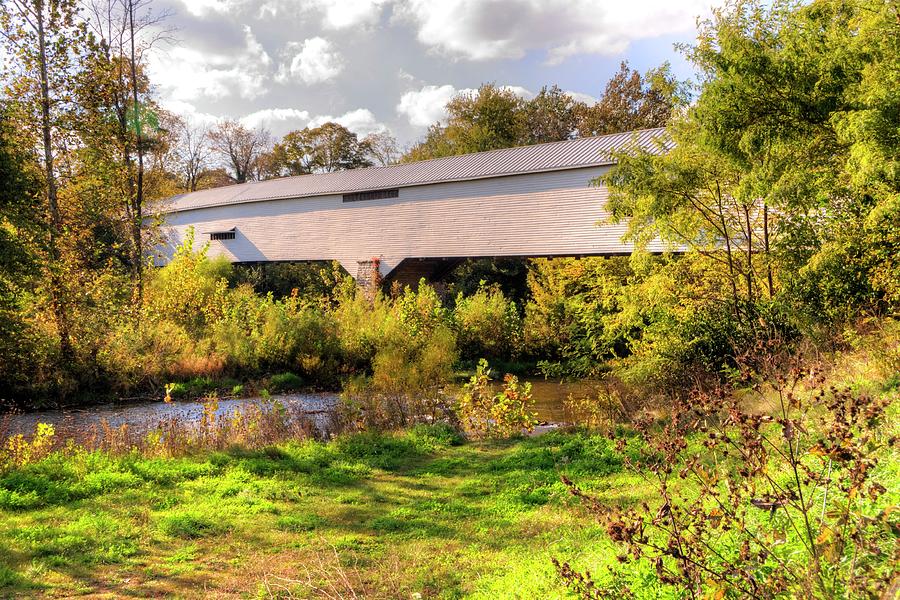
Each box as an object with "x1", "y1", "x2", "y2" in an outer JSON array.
[
  {"x1": 210, "y1": 230, "x2": 235, "y2": 241},
  {"x1": 342, "y1": 188, "x2": 399, "y2": 203}
]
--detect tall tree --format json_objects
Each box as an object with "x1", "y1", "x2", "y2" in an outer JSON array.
[
  {"x1": 402, "y1": 71, "x2": 679, "y2": 163},
  {"x1": 520, "y1": 85, "x2": 580, "y2": 144},
  {"x1": 172, "y1": 118, "x2": 211, "y2": 192},
  {"x1": 81, "y1": 0, "x2": 170, "y2": 301},
  {"x1": 363, "y1": 131, "x2": 399, "y2": 166},
  {"x1": 209, "y1": 119, "x2": 270, "y2": 183},
  {"x1": 576, "y1": 61, "x2": 682, "y2": 136},
  {"x1": 604, "y1": 0, "x2": 900, "y2": 322},
  {"x1": 0, "y1": 106, "x2": 41, "y2": 397},
  {"x1": 0, "y1": 0, "x2": 86, "y2": 360},
  {"x1": 270, "y1": 122, "x2": 373, "y2": 176},
  {"x1": 404, "y1": 84, "x2": 525, "y2": 161}
]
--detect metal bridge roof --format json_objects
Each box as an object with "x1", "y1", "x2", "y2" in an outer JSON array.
[{"x1": 161, "y1": 127, "x2": 668, "y2": 213}]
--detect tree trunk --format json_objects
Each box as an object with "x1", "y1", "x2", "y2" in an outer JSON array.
[
  {"x1": 763, "y1": 202, "x2": 774, "y2": 298},
  {"x1": 128, "y1": 0, "x2": 144, "y2": 303},
  {"x1": 742, "y1": 204, "x2": 754, "y2": 304},
  {"x1": 35, "y1": 1, "x2": 73, "y2": 361},
  {"x1": 715, "y1": 181, "x2": 740, "y2": 315}
]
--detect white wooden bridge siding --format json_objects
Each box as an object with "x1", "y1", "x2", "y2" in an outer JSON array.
[{"x1": 158, "y1": 165, "x2": 645, "y2": 278}]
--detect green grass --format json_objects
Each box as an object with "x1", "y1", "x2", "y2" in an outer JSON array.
[
  {"x1": 0, "y1": 426, "x2": 651, "y2": 599},
  {"x1": 266, "y1": 371, "x2": 304, "y2": 392}
]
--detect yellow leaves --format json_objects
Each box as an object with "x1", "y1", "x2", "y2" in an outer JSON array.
[
  {"x1": 815, "y1": 527, "x2": 833, "y2": 546},
  {"x1": 1, "y1": 422, "x2": 55, "y2": 469},
  {"x1": 815, "y1": 525, "x2": 844, "y2": 562},
  {"x1": 703, "y1": 581, "x2": 726, "y2": 600}
]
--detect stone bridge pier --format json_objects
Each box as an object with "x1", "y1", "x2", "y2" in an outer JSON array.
[{"x1": 356, "y1": 257, "x2": 466, "y2": 297}]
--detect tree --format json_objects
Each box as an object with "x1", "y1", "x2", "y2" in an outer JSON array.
[
  {"x1": 0, "y1": 106, "x2": 42, "y2": 397},
  {"x1": 604, "y1": 116, "x2": 763, "y2": 313},
  {"x1": 142, "y1": 109, "x2": 181, "y2": 200},
  {"x1": 0, "y1": 0, "x2": 86, "y2": 360},
  {"x1": 576, "y1": 61, "x2": 682, "y2": 136},
  {"x1": 402, "y1": 71, "x2": 679, "y2": 163},
  {"x1": 80, "y1": 0, "x2": 171, "y2": 301},
  {"x1": 209, "y1": 119, "x2": 270, "y2": 183},
  {"x1": 681, "y1": 0, "x2": 899, "y2": 320},
  {"x1": 195, "y1": 167, "x2": 233, "y2": 190},
  {"x1": 172, "y1": 118, "x2": 211, "y2": 192},
  {"x1": 444, "y1": 84, "x2": 524, "y2": 153},
  {"x1": 402, "y1": 123, "x2": 456, "y2": 162},
  {"x1": 362, "y1": 131, "x2": 399, "y2": 166},
  {"x1": 602, "y1": 0, "x2": 900, "y2": 320},
  {"x1": 270, "y1": 122, "x2": 373, "y2": 176},
  {"x1": 520, "y1": 85, "x2": 580, "y2": 144},
  {"x1": 404, "y1": 84, "x2": 525, "y2": 161}
]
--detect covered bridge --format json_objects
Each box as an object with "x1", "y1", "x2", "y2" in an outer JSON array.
[{"x1": 155, "y1": 127, "x2": 668, "y2": 289}]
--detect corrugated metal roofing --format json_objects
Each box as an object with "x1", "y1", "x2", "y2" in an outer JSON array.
[{"x1": 162, "y1": 127, "x2": 669, "y2": 213}]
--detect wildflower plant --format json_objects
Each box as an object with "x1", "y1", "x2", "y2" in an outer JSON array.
[
  {"x1": 457, "y1": 359, "x2": 537, "y2": 439},
  {"x1": 555, "y1": 357, "x2": 898, "y2": 598}
]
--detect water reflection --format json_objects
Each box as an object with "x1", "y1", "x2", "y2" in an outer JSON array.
[
  {"x1": 2, "y1": 393, "x2": 340, "y2": 439},
  {"x1": 1, "y1": 378, "x2": 599, "y2": 439}
]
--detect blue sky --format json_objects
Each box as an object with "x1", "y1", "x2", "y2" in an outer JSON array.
[{"x1": 147, "y1": 0, "x2": 712, "y2": 146}]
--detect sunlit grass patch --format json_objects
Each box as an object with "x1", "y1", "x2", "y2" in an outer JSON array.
[
  {"x1": 8, "y1": 421, "x2": 880, "y2": 598},
  {"x1": 165, "y1": 543, "x2": 200, "y2": 564},
  {"x1": 275, "y1": 513, "x2": 324, "y2": 533},
  {"x1": 157, "y1": 511, "x2": 226, "y2": 539}
]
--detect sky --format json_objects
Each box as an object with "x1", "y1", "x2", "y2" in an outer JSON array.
[{"x1": 146, "y1": 0, "x2": 714, "y2": 147}]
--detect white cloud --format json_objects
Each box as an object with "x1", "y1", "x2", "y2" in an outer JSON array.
[
  {"x1": 277, "y1": 37, "x2": 344, "y2": 85},
  {"x1": 501, "y1": 85, "x2": 534, "y2": 100},
  {"x1": 396, "y1": 84, "x2": 458, "y2": 127},
  {"x1": 177, "y1": 0, "x2": 232, "y2": 16},
  {"x1": 148, "y1": 26, "x2": 271, "y2": 101},
  {"x1": 256, "y1": 0, "x2": 387, "y2": 27},
  {"x1": 308, "y1": 108, "x2": 387, "y2": 137},
  {"x1": 396, "y1": 83, "x2": 535, "y2": 127},
  {"x1": 241, "y1": 108, "x2": 311, "y2": 130},
  {"x1": 159, "y1": 99, "x2": 221, "y2": 126},
  {"x1": 316, "y1": 0, "x2": 389, "y2": 28},
  {"x1": 396, "y1": 0, "x2": 708, "y2": 63},
  {"x1": 566, "y1": 90, "x2": 598, "y2": 105}
]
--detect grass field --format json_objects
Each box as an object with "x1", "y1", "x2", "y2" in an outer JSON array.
[
  {"x1": 2, "y1": 325, "x2": 897, "y2": 599},
  {"x1": 0, "y1": 426, "x2": 666, "y2": 599}
]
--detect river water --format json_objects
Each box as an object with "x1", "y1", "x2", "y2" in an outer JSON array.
[{"x1": 1, "y1": 378, "x2": 599, "y2": 439}]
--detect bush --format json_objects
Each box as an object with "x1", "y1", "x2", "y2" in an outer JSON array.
[
  {"x1": 268, "y1": 372, "x2": 303, "y2": 392},
  {"x1": 337, "y1": 282, "x2": 459, "y2": 431},
  {"x1": 524, "y1": 257, "x2": 631, "y2": 377},
  {"x1": 556, "y1": 354, "x2": 898, "y2": 597},
  {"x1": 453, "y1": 284, "x2": 522, "y2": 361},
  {"x1": 456, "y1": 359, "x2": 537, "y2": 439},
  {"x1": 143, "y1": 229, "x2": 232, "y2": 335}
]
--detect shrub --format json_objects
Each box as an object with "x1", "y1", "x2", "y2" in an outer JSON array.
[
  {"x1": 1, "y1": 423, "x2": 56, "y2": 471},
  {"x1": 268, "y1": 372, "x2": 304, "y2": 392},
  {"x1": 143, "y1": 229, "x2": 232, "y2": 335},
  {"x1": 337, "y1": 283, "x2": 459, "y2": 431},
  {"x1": 555, "y1": 353, "x2": 898, "y2": 598},
  {"x1": 339, "y1": 324, "x2": 458, "y2": 430},
  {"x1": 453, "y1": 284, "x2": 522, "y2": 361},
  {"x1": 524, "y1": 257, "x2": 631, "y2": 377},
  {"x1": 457, "y1": 359, "x2": 537, "y2": 439}
]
